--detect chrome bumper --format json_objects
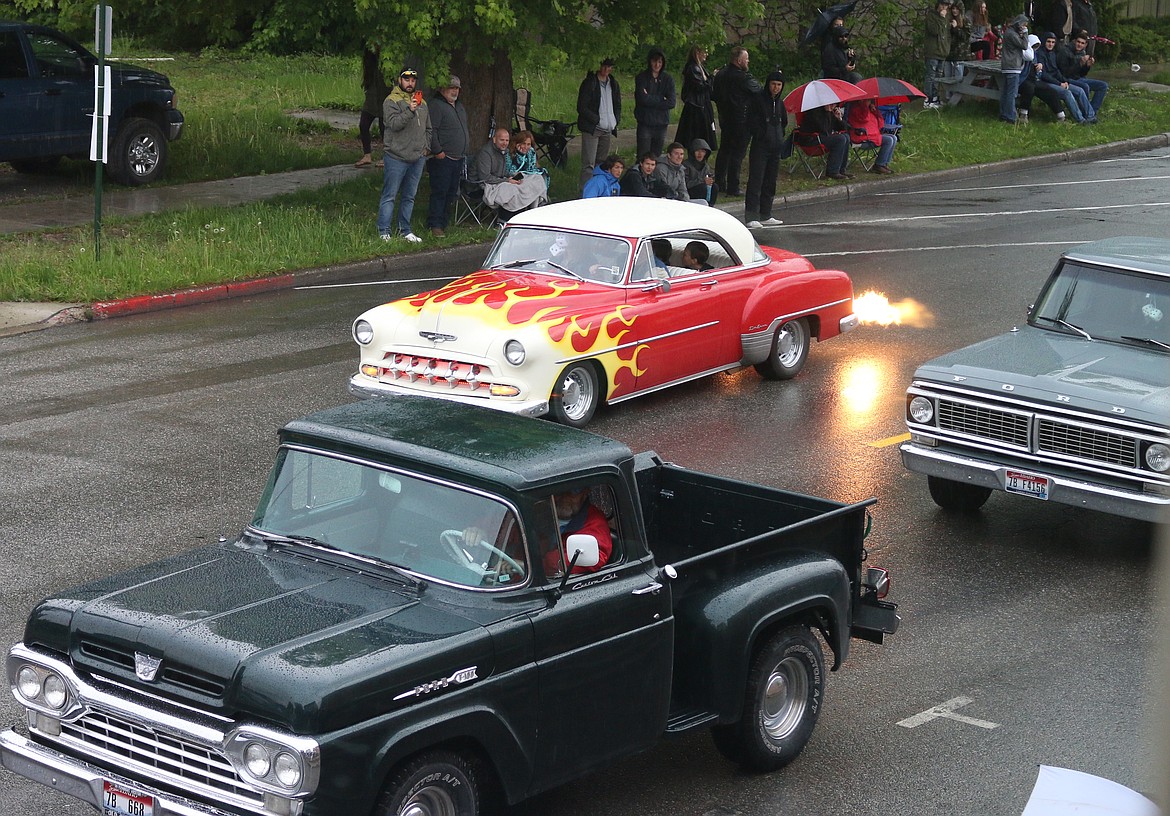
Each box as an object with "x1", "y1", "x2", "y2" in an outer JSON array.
[
  {"x1": 1, "y1": 729, "x2": 228, "y2": 816},
  {"x1": 900, "y1": 442, "x2": 1170, "y2": 523},
  {"x1": 347, "y1": 374, "x2": 549, "y2": 418}
]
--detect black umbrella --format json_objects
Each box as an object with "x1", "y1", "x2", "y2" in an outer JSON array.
[{"x1": 799, "y1": 0, "x2": 859, "y2": 47}]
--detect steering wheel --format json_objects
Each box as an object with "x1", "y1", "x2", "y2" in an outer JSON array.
[{"x1": 439, "y1": 529, "x2": 525, "y2": 579}]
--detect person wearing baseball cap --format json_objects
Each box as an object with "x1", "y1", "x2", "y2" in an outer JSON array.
[
  {"x1": 426, "y1": 75, "x2": 469, "y2": 237},
  {"x1": 377, "y1": 65, "x2": 431, "y2": 243}
]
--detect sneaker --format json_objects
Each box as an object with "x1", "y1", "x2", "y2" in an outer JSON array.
[
  {"x1": 1019, "y1": 109, "x2": 1029, "y2": 123},
  {"x1": 380, "y1": 234, "x2": 393, "y2": 241},
  {"x1": 745, "y1": 220, "x2": 762, "y2": 229},
  {"x1": 761, "y1": 217, "x2": 784, "y2": 226},
  {"x1": 923, "y1": 100, "x2": 941, "y2": 110},
  {"x1": 402, "y1": 232, "x2": 423, "y2": 243},
  {"x1": 1056, "y1": 111, "x2": 1066, "y2": 121}
]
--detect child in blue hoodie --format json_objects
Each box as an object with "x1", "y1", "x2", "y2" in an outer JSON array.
[{"x1": 582, "y1": 155, "x2": 625, "y2": 198}]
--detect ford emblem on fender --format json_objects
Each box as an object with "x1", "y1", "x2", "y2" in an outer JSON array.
[
  {"x1": 418, "y1": 331, "x2": 457, "y2": 343},
  {"x1": 134, "y1": 652, "x2": 162, "y2": 682}
]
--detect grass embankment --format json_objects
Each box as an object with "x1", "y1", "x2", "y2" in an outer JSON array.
[{"x1": 2, "y1": 51, "x2": 1169, "y2": 303}]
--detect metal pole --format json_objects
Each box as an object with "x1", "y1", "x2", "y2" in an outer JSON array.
[{"x1": 94, "y1": 7, "x2": 106, "y2": 261}]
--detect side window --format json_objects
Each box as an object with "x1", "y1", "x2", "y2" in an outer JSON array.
[
  {"x1": 630, "y1": 243, "x2": 660, "y2": 282},
  {"x1": 27, "y1": 32, "x2": 87, "y2": 79},
  {"x1": 543, "y1": 484, "x2": 620, "y2": 578},
  {"x1": 0, "y1": 32, "x2": 30, "y2": 79}
]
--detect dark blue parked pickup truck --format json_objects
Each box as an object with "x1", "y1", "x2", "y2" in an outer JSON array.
[
  {"x1": 0, "y1": 21, "x2": 183, "y2": 185},
  {"x1": 1, "y1": 397, "x2": 898, "y2": 816}
]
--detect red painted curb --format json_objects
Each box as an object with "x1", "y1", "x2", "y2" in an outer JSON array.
[{"x1": 91, "y1": 274, "x2": 297, "y2": 320}]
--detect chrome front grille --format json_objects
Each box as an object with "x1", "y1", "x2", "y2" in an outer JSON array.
[
  {"x1": 1037, "y1": 419, "x2": 1137, "y2": 467},
  {"x1": 58, "y1": 710, "x2": 260, "y2": 804},
  {"x1": 937, "y1": 400, "x2": 1030, "y2": 447},
  {"x1": 377, "y1": 352, "x2": 496, "y2": 394}
]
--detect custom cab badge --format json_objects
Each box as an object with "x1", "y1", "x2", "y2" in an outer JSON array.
[
  {"x1": 393, "y1": 666, "x2": 479, "y2": 701},
  {"x1": 134, "y1": 652, "x2": 162, "y2": 682}
]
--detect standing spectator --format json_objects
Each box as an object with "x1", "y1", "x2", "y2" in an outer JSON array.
[
  {"x1": 355, "y1": 48, "x2": 388, "y2": 168},
  {"x1": 822, "y1": 27, "x2": 861, "y2": 84},
  {"x1": 967, "y1": 0, "x2": 993, "y2": 58},
  {"x1": 1053, "y1": 0, "x2": 1098, "y2": 53},
  {"x1": 576, "y1": 58, "x2": 622, "y2": 187},
  {"x1": 582, "y1": 155, "x2": 624, "y2": 198},
  {"x1": 998, "y1": 14, "x2": 1030, "y2": 124},
  {"x1": 377, "y1": 67, "x2": 431, "y2": 243},
  {"x1": 634, "y1": 47, "x2": 676, "y2": 158},
  {"x1": 1035, "y1": 32, "x2": 1095, "y2": 123},
  {"x1": 620, "y1": 153, "x2": 671, "y2": 197},
  {"x1": 743, "y1": 69, "x2": 788, "y2": 228},
  {"x1": 711, "y1": 46, "x2": 760, "y2": 196},
  {"x1": 683, "y1": 139, "x2": 717, "y2": 204},
  {"x1": 653, "y1": 142, "x2": 707, "y2": 205},
  {"x1": 924, "y1": 0, "x2": 952, "y2": 108},
  {"x1": 798, "y1": 104, "x2": 851, "y2": 181},
  {"x1": 1059, "y1": 32, "x2": 1108, "y2": 115},
  {"x1": 425, "y1": 75, "x2": 468, "y2": 238},
  {"x1": 947, "y1": 1, "x2": 971, "y2": 78},
  {"x1": 675, "y1": 46, "x2": 718, "y2": 151}
]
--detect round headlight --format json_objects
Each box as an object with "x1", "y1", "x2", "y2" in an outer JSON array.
[
  {"x1": 1146, "y1": 442, "x2": 1170, "y2": 473},
  {"x1": 504, "y1": 340, "x2": 526, "y2": 366},
  {"x1": 273, "y1": 752, "x2": 302, "y2": 787},
  {"x1": 353, "y1": 319, "x2": 374, "y2": 345},
  {"x1": 42, "y1": 673, "x2": 67, "y2": 710},
  {"x1": 909, "y1": 396, "x2": 935, "y2": 424},
  {"x1": 16, "y1": 666, "x2": 42, "y2": 701},
  {"x1": 244, "y1": 742, "x2": 272, "y2": 778}
]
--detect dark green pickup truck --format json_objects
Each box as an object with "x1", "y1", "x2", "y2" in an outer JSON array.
[{"x1": 1, "y1": 397, "x2": 898, "y2": 816}]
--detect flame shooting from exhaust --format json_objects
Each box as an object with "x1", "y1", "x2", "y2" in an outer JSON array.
[{"x1": 853, "y1": 290, "x2": 935, "y2": 328}]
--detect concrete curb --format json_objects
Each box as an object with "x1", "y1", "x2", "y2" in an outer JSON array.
[{"x1": 10, "y1": 132, "x2": 1169, "y2": 334}]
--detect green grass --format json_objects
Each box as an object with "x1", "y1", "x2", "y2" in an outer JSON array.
[{"x1": 4, "y1": 51, "x2": 1170, "y2": 303}]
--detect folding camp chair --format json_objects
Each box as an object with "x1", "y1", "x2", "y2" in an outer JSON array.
[
  {"x1": 452, "y1": 178, "x2": 498, "y2": 228},
  {"x1": 514, "y1": 87, "x2": 576, "y2": 168},
  {"x1": 845, "y1": 103, "x2": 879, "y2": 172},
  {"x1": 790, "y1": 131, "x2": 830, "y2": 179},
  {"x1": 878, "y1": 104, "x2": 903, "y2": 143}
]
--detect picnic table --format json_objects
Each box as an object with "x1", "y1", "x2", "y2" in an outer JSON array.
[{"x1": 938, "y1": 60, "x2": 1008, "y2": 106}]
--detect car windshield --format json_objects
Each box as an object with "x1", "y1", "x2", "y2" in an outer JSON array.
[
  {"x1": 483, "y1": 227, "x2": 632, "y2": 284},
  {"x1": 250, "y1": 447, "x2": 528, "y2": 590},
  {"x1": 1030, "y1": 261, "x2": 1170, "y2": 350}
]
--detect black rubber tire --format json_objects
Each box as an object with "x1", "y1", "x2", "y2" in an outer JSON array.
[
  {"x1": 753, "y1": 317, "x2": 810, "y2": 380},
  {"x1": 109, "y1": 117, "x2": 167, "y2": 186},
  {"x1": 927, "y1": 475, "x2": 992, "y2": 512},
  {"x1": 711, "y1": 625, "x2": 824, "y2": 772},
  {"x1": 375, "y1": 751, "x2": 480, "y2": 816},
  {"x1": 548, "y1": 362, "x2": 599, "y2": 427},
  {"x1": 9, "y1": 157, "x2": 62, "y2": 174}
]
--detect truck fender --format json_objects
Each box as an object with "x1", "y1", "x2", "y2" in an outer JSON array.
[{"x1": 671, "y1": 550, "x2": 851, "y2": 722}]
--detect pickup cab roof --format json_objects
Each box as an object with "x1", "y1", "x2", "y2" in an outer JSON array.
[{"x1": 280, "y1": 395, "x2": 634, "y2": 490}]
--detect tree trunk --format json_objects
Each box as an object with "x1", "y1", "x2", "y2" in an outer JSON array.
[{"x1": 451, "y1": 48, "x2": 514, "y2": 152}]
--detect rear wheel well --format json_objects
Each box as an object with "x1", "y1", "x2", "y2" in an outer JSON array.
[{"x1": 751, "y1": 607, "x2": 839, "y2": 670}]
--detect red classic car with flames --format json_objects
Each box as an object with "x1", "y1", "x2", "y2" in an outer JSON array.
[{"x1": 350, "y1": 198, "x2": 858, "y2": 426}]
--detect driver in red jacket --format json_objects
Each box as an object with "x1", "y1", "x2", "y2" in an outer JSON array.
[{"x1": 551, "y1": 488, "x2": 612, "y2": 575}]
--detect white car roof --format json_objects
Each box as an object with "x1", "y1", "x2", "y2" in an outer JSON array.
[{"x1": 507, "y1": 198, "x2": 761, "y2": 262}]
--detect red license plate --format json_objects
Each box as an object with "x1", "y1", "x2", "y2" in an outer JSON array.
[
  {"x1": 102, "y1": 781, "x2": 154, "y2": 816},
  {"x1": 1005, "y1": 469, "x2": 1050, "y2": 500}
]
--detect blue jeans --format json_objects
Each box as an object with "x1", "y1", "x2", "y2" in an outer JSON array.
[
  {"x1": 1069, "y1": 78, "x2": 1108, "y2": 114},
  {"x1": 1049, "y1": 82, "x2": 1091, "y2": 121},
  {"x1": 999, "y1": 71, "x2": 1021, "y2": 121},
  {"x1": 875, "y1": 133, "x2": 896, "y2": 168},
  {"x1": 377, "y1": 155, "x2": 425, "y2": 236},
  {"x1": 924, "y1": 58, "x2": 944, "y2": 101},
  {"x1": 426, "y1": 156, "x2": 464, "y2": 229}
]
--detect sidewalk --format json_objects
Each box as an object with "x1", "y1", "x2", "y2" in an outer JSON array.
[{"x1": 2, "y1": 128, "x2": 1168, "y2": 337}]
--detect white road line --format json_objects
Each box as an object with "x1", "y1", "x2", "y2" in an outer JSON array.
[
  {"x1": 1095, "y1": 154, "x2": 1170, "y2": 163},
  {"x1": 296, "y1": 276, "x2": 456, "y2": 291},
  {"x1": 789, "y1": 200, "x2": 1170, "y2": 230},
  {"x1": 873, "y1": 174, "x2": 1170, "y2": 197},
  {"x1": 897, "y1": 696, "x2": 1001, "y2": 730},
  {"x1": 803, "y1": 240, "x2": 1076, "y2": 258}
]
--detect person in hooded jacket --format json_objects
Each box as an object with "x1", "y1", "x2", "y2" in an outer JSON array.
[
  {"x1": 674, "y1": 46, "x2": 718, "y2": 151},
  {"x1": 683, "y1": 139, "x2": 717, "y2": 204},
  {"x1": 634, "y1": 47, "x2": 676, "y2": 158},
  {"x1": 822, "y1": 27, "x2": 861, "y2": 83},
  {"x1": 743, "y1": 70, "x2": 788, "y2": 228},
  {"x1": 1035, "y1": 31, "x2": 1094, "y2": 123},
  {"x1": 998, "y1": 14, "x2": 1031, "y2": 123},
  {"x1": 582, "y1": 155, "x2": 625, "y2": 198}
]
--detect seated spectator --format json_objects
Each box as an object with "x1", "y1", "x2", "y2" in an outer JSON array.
[
  {"x1": 1059, "y1": 32, "x2": 1108, "y2": 116},
  {"x1": 821, "y1": 26, "x2": 861, "y2": 84},
  {"x1": 846, "y1": 100, "x2": 897, "y2": 174},
  {"x1": 1018, "y1": 45, "x2": 1065, "y2": 122},
  {"x1": 681, "y1": 241, "x2": 713, "y2": 271},
  {"x1": 472, "y1": 128, "x2": 540, "y2": 221},
  {"x1": 506, "y1": 129, "x2": 551, "y2": 189},
  {"x1": 683, "y1": 139, "x2": 717, "y2": 204},
  {"x1": 967, "y1": 0, "x2": 993, "y2": 58},
  {"x1": 1035, "y1": 32, "x2": 1095, "y2": 123},
  {"x1": 653, "y1": 142, "x2": 708, "y2": 205},
  {"x1": 582, "y1": 154, "x2": 625, "y2": 198},
  {"x1": 798, "y1": 104, "x2": 852, "y2": 181},
  {"x1": 620, "y1": 152, "x2": 672, "y2": 197}
]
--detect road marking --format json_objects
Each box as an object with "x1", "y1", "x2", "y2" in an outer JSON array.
[
  {"x1": 897, "y1": 696, "x2": 1000, "y2": 730},
  {"x1": 804, "y1": 240, "x2": 1075, "y2": 258},
  {"x1": 868, "y1": 433, "x2": 910, "y2": 448},
  {"x1": 295, "y1": 276, "x2": 456, "y2": 290},
  {"x1": 872, "y1": 173, "x2": 1170, "y2": 196},
  {"x1": 788, "y1": 200, "x2": 1170, "y2": 230}
]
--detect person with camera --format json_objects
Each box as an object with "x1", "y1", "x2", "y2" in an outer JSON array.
[
  {"x1": 1058, "y1": 31, "x2": 1108, "y2": 116},
  {"x1": 822, "y1": 26, "x2": 862, "y2": 84},
  {"x1": 743, "y1": 69, "x2": 788, "y2": 228},
  {"x1": 377, "y1": 66, "x2": 432, "y2": 243}
]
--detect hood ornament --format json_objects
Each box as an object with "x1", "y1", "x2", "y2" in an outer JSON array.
[
  {"x1": 419, "y1": 331, "x2": 457, "y2": 343},
  {"x1": 134, "y1": 652, "x2": 162, "y2": 682}
]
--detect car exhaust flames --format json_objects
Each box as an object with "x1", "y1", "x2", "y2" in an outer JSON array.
[{"x1": 853, "y1": 290, "x2": 935, "y2": 328}]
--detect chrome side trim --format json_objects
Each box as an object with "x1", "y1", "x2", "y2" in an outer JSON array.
[{"x1": 606, "y1": 363, "x2": 742, "y2": 404}]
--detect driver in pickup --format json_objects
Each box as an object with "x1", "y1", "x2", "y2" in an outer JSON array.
[{"x1": 552, "y1": 488, "x2": 612, "y2": 575}]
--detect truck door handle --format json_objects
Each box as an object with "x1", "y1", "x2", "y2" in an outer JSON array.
[
  {"x1": 632, "y1": 581, "x2": 663, "y2": 595},
  {"x1": 44, "y1": 89, "x2": 62, "y2": 96}
]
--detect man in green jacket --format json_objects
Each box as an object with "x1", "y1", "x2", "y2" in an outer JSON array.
[
  {"x1": 377, "y1": 67, "x2": 432, "y2": 243},
  {"x1": 924, "y1": 0, "x2": 953, "y2": 108}
]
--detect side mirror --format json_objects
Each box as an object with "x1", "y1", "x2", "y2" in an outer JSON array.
[{"x1": 565, "y1": 534, "x2": 600, "y2": 569}]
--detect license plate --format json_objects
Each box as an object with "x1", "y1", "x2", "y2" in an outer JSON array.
[
  {"x1": 102, "y1": 781, "x2": 154, "y2": 816},
  {"x1": 1005, "y1": 469, "x2": 1051, "y2": 500}
]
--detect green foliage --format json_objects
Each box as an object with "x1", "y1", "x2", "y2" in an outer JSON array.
[{"x1": 1111, "y1": 16, "x2": 1170, "y2": 63}]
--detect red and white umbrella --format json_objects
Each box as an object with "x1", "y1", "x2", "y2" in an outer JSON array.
[
  {"x1": 783, "y1": 79, "x2": 872, "y2": 114},
  {"x1": 855, "y1": 77, "x2": 926, "y2": 105}
]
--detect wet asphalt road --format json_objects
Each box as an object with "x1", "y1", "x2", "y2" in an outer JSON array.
[{"x1": 1, "y1": 146, "x2": 1168, "y2": 815}]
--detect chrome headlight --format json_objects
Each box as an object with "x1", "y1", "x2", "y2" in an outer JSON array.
[
  {"x1": 13, "y1": 662, "x2": 71, "y2": 712},
  {"x1": 1146, "y1": 442, "x2": 1170, "y2": 473},
  {"x1": 504, "y1": 339, "x2": 526, "y2": 366},
  {"x1": 908, "y1": 395, "x2": 934, "y2": 424},
  {"x1": 227, "y1": 728, "x2": 319, "y2": 796},
  {"x1": 353, "y1": 319, "x2": 374, "y2": 345}
]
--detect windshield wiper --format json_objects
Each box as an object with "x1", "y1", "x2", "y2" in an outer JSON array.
[
  {"x1": 493, "y1": 258, "x2": 537, "y2": 269},
  {"x1": 1034, "y1": 315, "x2": 1093, "y2": 340},
  {"x1": 546, "y1": 260, "x2": 584, "y2": 279},
  {"x1": 1120, "y1": 335, "x2": 1170, "y2": 350},
  {"x1": 244, "y1": 526, "x2": 424, "y2": 590}
]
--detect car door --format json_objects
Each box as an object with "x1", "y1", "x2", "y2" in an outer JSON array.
[
  {"x1": 23, "y1": 28, "x2": 93, "y2": 155},
  {"x1": 0, "y1": 29, "x2": 41, "y2": 157},
  {"x1": 528, "y1": 483, "x2": 673, "y2": 791}
]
